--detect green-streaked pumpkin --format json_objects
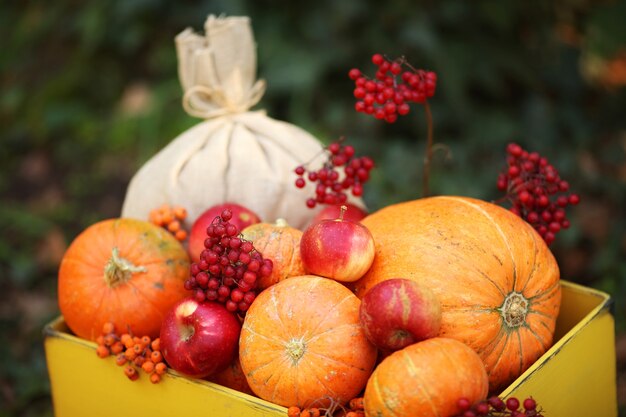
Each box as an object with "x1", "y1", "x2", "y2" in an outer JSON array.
[
  {"x1": 58, "y1": 218, "x2": 190, "y2": 341},
  {"x1": 240, "y1": 218, "x2": 305, "y2": 290},
  {"x1": 364, "y1": 337, "x2": 489, "y2": 417}
]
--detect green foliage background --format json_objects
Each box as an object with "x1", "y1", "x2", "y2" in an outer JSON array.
[{"x1": 1, "y1": 1, "x2": 625, "y2": 415}]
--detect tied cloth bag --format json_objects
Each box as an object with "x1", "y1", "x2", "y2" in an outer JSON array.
[{"x1": 121, "y1": 15, "x2": 356, "y2": 229}]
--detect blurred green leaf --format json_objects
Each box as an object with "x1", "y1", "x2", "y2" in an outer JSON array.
[{"x1": 585, "y1": 0, "x2": 626, "y2": 58}]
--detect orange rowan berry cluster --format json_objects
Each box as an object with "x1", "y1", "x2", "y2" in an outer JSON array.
[
  {"x1": 149, "y1": 204, "x2": 188, "y2": 242},
  {"x1": 95, "y1": 322, "x2": 168, "y2": 383},
  {"x1": 286, "y1": 397, "x2": 364, "y2": 417},
  {"x1": 345, "y1": 397, "x2": 365, "y2": 417},
  {"x1": 287, "y1": 406, "x2": 321, "y2": 417}
]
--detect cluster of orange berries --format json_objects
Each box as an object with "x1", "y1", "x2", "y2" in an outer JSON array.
[
  {"x1": 286, "y1": 397, "x2": 364, "y2": 417},
  {"x1": 344, "y1": 397, "x2": 365, "y2": 417},
  {"x1": 287, "y1": 406, "x2": 322, "y2": 417},
  {"x1": 95, "y1": 322, "x2": 168, "y2": 383},
  {"x1": 149, "y1": 204, "x2": 188, "y2": 242}
]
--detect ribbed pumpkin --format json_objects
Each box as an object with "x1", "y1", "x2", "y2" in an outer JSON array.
[
  {"x1": 240, "y1": 218, "x2": 306, "y2": 290},
  {"x1": 353, "y1": 196, "x2": 561, "y2": 392},
  {"x1": 58, "y1": 218, "x2": 190, "y2": 341},
  {"x1": 364, "y1": 337, "x2": 489, "y2": 417},
  {"x1": 239, "y1": 275, "x2": 377, "y2": 408}
]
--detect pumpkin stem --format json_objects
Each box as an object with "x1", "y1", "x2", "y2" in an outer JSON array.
[
  {"x1": 285, "y1": 337, "x2": 306, "y2": 365},
  {"x1": 500, "y1": 292, "x2": 529, "y2": 328},
  {"x1": 104, "y1": 247, "x2": 147, "y2": 288}
]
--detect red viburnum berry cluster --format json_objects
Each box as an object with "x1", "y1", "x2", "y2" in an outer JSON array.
[
  {"x1": 294, "y1": 139, "x2": 374, "y2": 209},
  {"x1": 452, "y1": 396, "x2": 544, "y2": 417},
  {"x1": 184, "y1": 209, "x2": 272, "y2": 315},
  {"x1": 497, "y1": 143, "x2": 580, "y2": 245},
  {"x1": 349, "y1": 53, "x2": 437, "y2": 123}
]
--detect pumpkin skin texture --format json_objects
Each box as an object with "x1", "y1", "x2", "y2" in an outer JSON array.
[
  {"x1": 363, "y1": 337, "x2": 489, "y2": 417},
  {"x1": 239, "y1": 275, "x2": 377, "y2": 408},
  {"x1": 207, "y1": 356, "x2": 255, "y2": 396},
  {"x1": 240, "y1": 219, "x2": 306, "y2": 290},
  {"x1": 353, "y1": 196, "x2": 561, "y2": 392},
  {"x1": 58, "y1": 218, "x2": 190, "y2": 341}
]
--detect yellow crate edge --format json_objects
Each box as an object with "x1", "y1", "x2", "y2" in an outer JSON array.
[
  {"x1": 43, "y1": 318, "x2": 287, "y2": 415},
  {"x1": 44, "y1": 279, "x2": 616, "y2": 416}
]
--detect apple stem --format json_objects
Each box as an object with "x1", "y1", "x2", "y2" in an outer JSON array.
[
  {"x1": 339, "y1": 205, "x2": 347, "y2": 221},
  {"x1": 104, "y1": 247, "x2": 146, "y2": 288},
  {"x1": 179, "y1": 324, "x2": 195, "y2": 341}
]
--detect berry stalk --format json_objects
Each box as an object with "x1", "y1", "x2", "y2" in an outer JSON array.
[
  {"x1": 451, "y1": 395, "x2": 543, "y2": 417},
  {"x1": 495, "y1": 143, "x2": 580, "y2": 245},
  {"x1": 293, "y1": 138, "x2": 374, "y2": 209},
  {"x1": 422, "y1": 100, "x2": 434, "y2": 197},
  {"x1": 350, "y1": 54, "x2": 438, "y2": 198},
  {"x1": 184, "y1": 209, "x2": 273, "y2": 315}
]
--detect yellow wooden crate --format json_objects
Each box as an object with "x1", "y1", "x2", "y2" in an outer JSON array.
[{"x1": 43, "y1": 280, "x2": 617, "y2": 417}]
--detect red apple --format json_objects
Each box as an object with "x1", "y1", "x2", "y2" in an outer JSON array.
[
  {"x1": 300, "y1": 206, "x2": 375, "y2": 282},
  {"x1": 160, "y1": 298, "x2": 241, "y2": 378},
  {"x1": 310, "y1": 203, "x2": 368, "y2": 225},
  {"x1": 188, "y1": 202, "x2": 261, "y2": 262},
  {"x1": 359, "y1": 278, "x2": 442, "y2": 352}
]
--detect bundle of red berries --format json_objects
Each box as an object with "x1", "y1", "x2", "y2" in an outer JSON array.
[
  {"x1": 184, "y1": 209, "x2": 273, "y2": 314},
  {"x1": 452, "y1": 396, "x2": 543, "y2": 417},
  {"x1": 349, "y1": 53, "x2": 437, "y2": 123},
  {"x1": 496, "y1": 143, "x2": 580, "y2": 245},
  {"x1": 294, "y1": 139, "x2": 374, "y2": 208}
]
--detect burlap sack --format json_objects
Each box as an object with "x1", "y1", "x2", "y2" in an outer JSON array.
[{"x1": 121, "y1": 15, "x2": 354, "y2": 230}]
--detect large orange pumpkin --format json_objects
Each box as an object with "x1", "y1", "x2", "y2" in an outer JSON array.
[
  {"x1": 239, "y1": 275, "x2": 377, "y2": 408},
  {"x1": 58, "y1": 218, "x2": 190, "y2": 341},
  {"x1": 240, "y1": 219, "x2": 306, "y2": 290},
  {"x1": 353, "y1": 196, "x2": 561, "y2": 392},
  {"x1": 364, "y1": 337, "x2": 489, "y2": 417}
]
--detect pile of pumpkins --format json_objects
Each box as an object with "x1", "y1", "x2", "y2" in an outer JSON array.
[{"x1": 57, "y1": 196, "x2": 561, "y2": 417}]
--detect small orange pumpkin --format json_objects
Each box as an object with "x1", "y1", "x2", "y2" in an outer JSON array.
[
  {"x1": 58, "y1": 218, "x2": 190, "y2": 341},
  {"x1": 240, "y1": 218, "x2": 306, "y2": 290},
  {"x1": 239, "y1": 275, "x2": 377, "y2": 408},
  {"x1": 207, "y1": 355, "x2": 255, "y2": 396},
  {"x1": 364, "y1": 337, "x2": 489, "y2": 417},
  {"x1": 354, "y1": 196, "x2": 561, "y2": 392}
]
